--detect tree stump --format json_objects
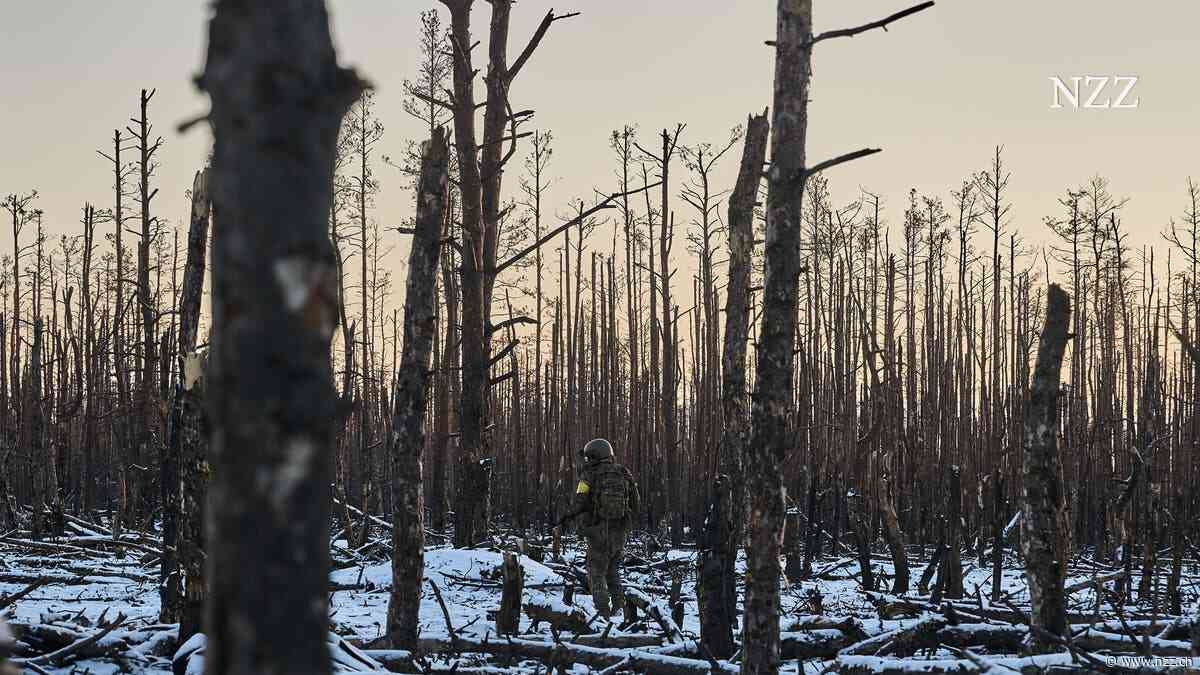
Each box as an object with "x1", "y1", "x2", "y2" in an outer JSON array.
[{"x1": 497, "y1": 551, "x2": 524, "y2": 635}]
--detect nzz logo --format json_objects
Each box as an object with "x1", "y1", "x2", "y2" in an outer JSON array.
[{"x1": 1050, "y1": 76, "x2": 1139, "y2": 109}]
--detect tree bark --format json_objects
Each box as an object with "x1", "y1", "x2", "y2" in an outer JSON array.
[
  {"x1": 386, "y1": 129, "x2": 449, "y2": 649},
  {"x1": 744, "y1": 1, "x2": 813, "y2": 672},
  {"x1": 1021, "y1": 283, "x2": 1072, "y2": 651},
  {"x1": 699, "y1": 111, "x2": 768, "y2": 661},
  {"x1": 162, "y1": 168, "x2": 211, "y2": 631},
  {"x1": 198, "y1": 1, "x2": 362, "y2": 673}
]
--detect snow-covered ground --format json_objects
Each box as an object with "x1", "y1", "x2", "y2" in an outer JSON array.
[{"x1": 2, "y1": 530, "x2": 1193, "y2": 673}]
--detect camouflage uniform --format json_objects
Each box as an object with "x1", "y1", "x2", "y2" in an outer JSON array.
[{"x1": 573, "y1": 457, "x2": 639, "y2": 617}]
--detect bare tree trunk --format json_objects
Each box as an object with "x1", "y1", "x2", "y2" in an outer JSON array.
[
  {"x1": 176, "y1": 169, "x2": 211, "y2": 643},
  {"x1": 387, "y1": 129, "x2": 449, "y2": 649},
  {"x1": 199, "y1": 0, "x2": 362, "y2": 672},
  {"x1": 743, "y1": 2, "x2": 814, "y2": 671},
  {"x1": 699, "y1": 111, "x2": 767, "y2": 660},
  {"x1": 133, "y1": 88, "x2": 162, "y2": 527},
  {"x1": 160, "y1": 169, "x2": 210, "y2": 627},
  {"x1": 1021, "y1": 284, "x2": 1071, "y2": 651}
]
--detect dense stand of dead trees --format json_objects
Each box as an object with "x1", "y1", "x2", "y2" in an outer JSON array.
[{"x1": 1, "y1": 0, "x2": 1199, "y2": 671}]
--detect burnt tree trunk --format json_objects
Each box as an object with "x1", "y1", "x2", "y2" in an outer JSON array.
[
  {"x1": 879, "y1": 474, "x2": 910, "y2": 594},
  {"x1": 198, "y1": 1, "x2": 362, "y2": 673},
  {"x1": 743, "y1": 1, "x2": 814, "y2": 672},
  {"x1": 497, "y1": 551, "x2": 524, "y2": 636},
  {"x1": 699, "y1": 111, "x2": 768, "y2": 660},
  {"x1": 176, "y1": 168, "x2": 211, "y2": 643},
  {"x1": 697, "y1": 475, "x2": 735, "y2": 658},
  {"x1": 161, "y1": 168, "x2": 211, "y2": 630},
  {"x1": 939, "y1": 464, "x2": 964, "y2": 598},
  {"x1": 386, "y1": 129, "x2": 449, "y2": 649},
  {"x1": 1021, "y1": 283, "x2": 1071, "y2": 652}
]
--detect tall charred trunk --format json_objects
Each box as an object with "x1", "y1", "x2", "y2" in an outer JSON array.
[
  {"x1": 743, "y1": 1, "x2": 813, "y2": 671},
  {"x1": 199, "y1": 1, "x2": 362, "y2": 672},
  {"x1": 387, "y1": 130, "x2": 449, "y2": 649},
  {"x1": 1021, "y1": 284, "x2": 1071, "y2": 651},
  {"x1": 699, "y1": 111, "x2": 767, "y2": 660}
]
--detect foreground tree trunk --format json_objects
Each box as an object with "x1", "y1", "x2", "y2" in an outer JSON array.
[
  {"x1": 387, "y1": 129, "x2": 450, "y2": 649},
  {"x1": 741, "y1": 1, "x2": 931, "y2": 670},
  {"x1": 743, "y1": 3, "x2": 814, "y2": 672},
  {"x1": 1021, "y1": 284, "x2": 1071, "y2": 652},
  {"x1": 198, "y1": 1, "x2": 362, "y2": 673}
]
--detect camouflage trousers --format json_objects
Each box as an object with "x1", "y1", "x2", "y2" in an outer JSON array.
[{"x1": 585, "y1": 520, "x2": 627, "y2": 618}]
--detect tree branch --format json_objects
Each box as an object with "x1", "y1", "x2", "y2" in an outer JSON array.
[
  {"x1": 493, "y1": 180, "x2": 660, "y2": 276},
  {"x1": 803, "y1": 148, "x2": 882, "y2": 180},
  {"x1": 507, "y1": 10, "x2": 581, "y2": 83},
  {"x1": 808, "y1": 1, "x2": 935, "y2": 47}
]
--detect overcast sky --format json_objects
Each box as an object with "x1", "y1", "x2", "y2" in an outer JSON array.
[{"x1": 3, "y1": 1, "x2": 1198, "y2": 286}]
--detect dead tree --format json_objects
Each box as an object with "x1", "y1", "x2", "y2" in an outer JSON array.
[
  {"x1": 438, "y1": 0, "x2": 576, "y2": 547},
  {"x1": 387, "y1": 129, "x2": 449, "y2": 649},
  {"x1": 158, "y1": 169, "x2": 210, "y2": 626},
  {"x1": 174, "y1": 169, "x2": 211, "y2": 643},
  {"x1": 742, "y1": 2, "x2": 932, "y2": 673},
  {"x1": 698, "y1": 111, "x2": 768, "y2": 661},
  {"x1": 130, "y1": 88, "x2": 163, "y2": 526},
  {"x1": 197, "y1": 0, "x2": 362, "y2": 672},
  {"x1": 1021, "y1": 283, "x2": 1071, "y2": 651}
]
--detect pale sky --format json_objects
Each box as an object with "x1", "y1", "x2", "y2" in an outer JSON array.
[{"x1": 3, "y1": 1, "x2": 1198, "y2": 289}]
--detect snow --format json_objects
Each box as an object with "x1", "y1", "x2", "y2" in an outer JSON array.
[
  {"x1": 5, "y1": 531, "x2": 1194, "y2": 674},
  {"x1": 329, "y1": 547, "x2": 570, "y2": 642}
]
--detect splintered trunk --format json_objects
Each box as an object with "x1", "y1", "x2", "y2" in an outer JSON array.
[
  {"x1": 175, "y1": 169, "x2": 211, "y2": 643},
  {"x1": 744, "y1": 1, "x2": 812, "y2": 672},
  {"x1": 199, "y1": 1, "x2": 361, "y2": 672},
  {"x1": 387, "y1": 130, "x2": 449, "y2": 649},
  {"x1": 1021, "y1": 284, "x2": 1071, "y2": 651},
  {"x1": 699, "y1": 111, "x2": 768, "y2": 660}
]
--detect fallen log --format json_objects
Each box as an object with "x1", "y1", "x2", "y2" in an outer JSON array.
[
  {"x1": 626, "y1": 587, "x2": 684, "y2": 643},
  {"x1": 834, "y1": 651, "x2": 1085, "y2": 674},
  {"x1": 524, "y1": 596, "x2": 592, "y2": 634},
  {"x1": 1071, "y1": 628, "x2": 1192, "y2": 657},
  {"x1": 408, "y1": 635, "x2": 739, "y2": 675},
  {"x1": 1064, "y1": 570, "x2": 1128, "y2": 596},
  {"x1": 781, "y1": 615, "x2": 869, "y2": 642},
  {"x1": 779, "y1": 629, "x2": 854, "y2": 659},
  {"x1": 840, "y1": 617, "x2": 947, "y2": 657}
]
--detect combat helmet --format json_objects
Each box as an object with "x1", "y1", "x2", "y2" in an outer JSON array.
[{"x1": 582, "y1": 438, "x2": 614, "y2": 462}]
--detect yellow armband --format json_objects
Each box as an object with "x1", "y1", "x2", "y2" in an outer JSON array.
[{"x1": 575, "y1": 480, "x2": 590, "y2": 494}]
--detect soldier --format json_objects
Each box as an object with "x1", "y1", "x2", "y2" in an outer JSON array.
[{"x1": 561, "y1": 438, "x2": 639, "y2": 619}]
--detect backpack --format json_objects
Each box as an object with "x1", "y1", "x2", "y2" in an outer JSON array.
[{"x1": 593, "y1": 463, "x2": 630, "y2": 521}]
